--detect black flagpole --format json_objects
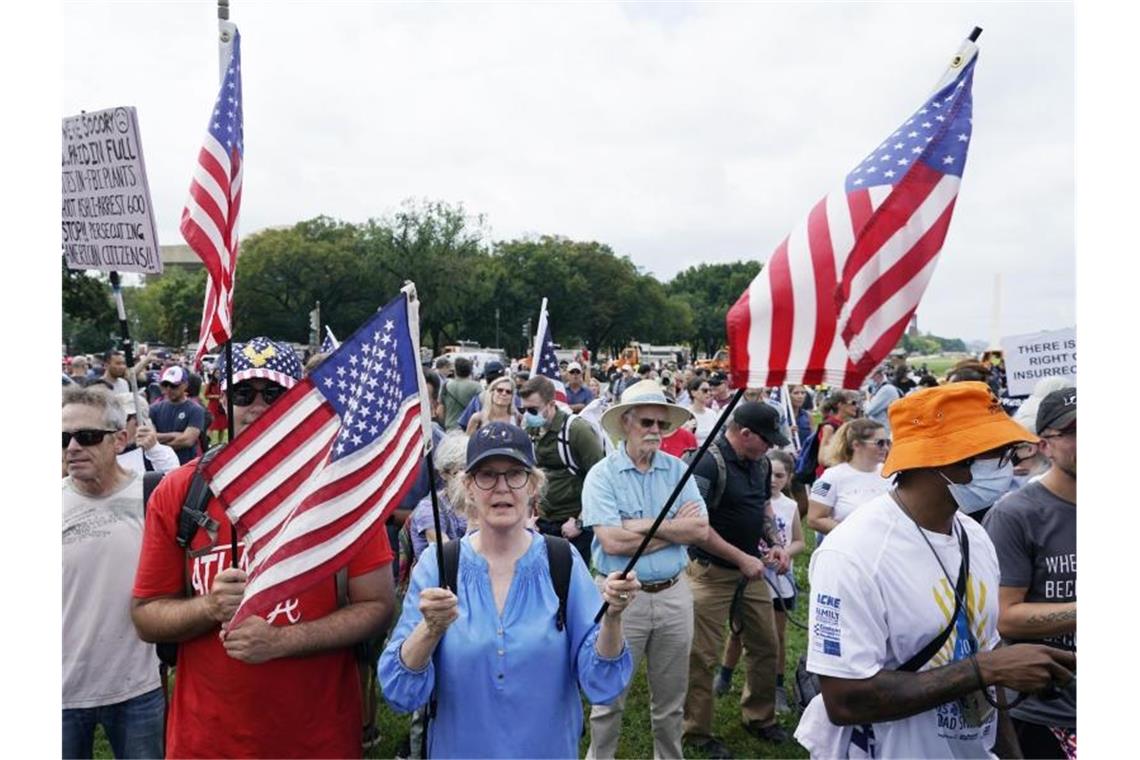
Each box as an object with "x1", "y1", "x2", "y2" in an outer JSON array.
[
  {"x1": 594, "y1": 387, "x2": 745, "y2": 622},
  {"x1": 426, "y1": 450, "x2": 449, "y2": 590}
]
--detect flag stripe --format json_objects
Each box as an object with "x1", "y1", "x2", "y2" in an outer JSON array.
[{"x1": 764, "y1": 240, "x2": 795, "y2": 386}]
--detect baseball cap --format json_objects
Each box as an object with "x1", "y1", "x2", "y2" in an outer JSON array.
[
  {"x1": 465, "y1": 422, "x2": 536, "y2": 472},
  {"x1": 733, "y1": 401, "x2": 791, "y2": 447},
  {"x1": 483, "y1": 360, "x2": 506, "y2": 380},
  {"x1": 882, "y1": 382, "x2": 1037, "y2": 477},
  {"x1": 1036, "y1": 388, "x2": 1076, "y2": 433},
  {"x1": 216, "y1": 337, "x2": 303, "y2": 391},
  {"x1": 709, "y1": 372, "x2": 726, "y2": 386},
  {"x1": 567, "y1": 361, "x2": 583, "y2": 373},
  {"x1": 160, "y1": 366, "x2": 188, "y2": 386}
]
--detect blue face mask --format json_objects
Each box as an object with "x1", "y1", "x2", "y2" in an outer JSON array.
[
  {"x1": 523, "y1": 411, "x2": 546, "y2": 429},
  {"x1": 941, "y1": 457, "x2": 1014, "y2": 512}
]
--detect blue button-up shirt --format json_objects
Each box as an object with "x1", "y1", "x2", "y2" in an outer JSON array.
[{"x1": 581, "y1": 445, "x2": 706, "y2": 582}]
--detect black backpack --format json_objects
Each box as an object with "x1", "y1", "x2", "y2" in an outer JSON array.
[{"x1": 683, "y1": 440, "x2": 728, "y2": 512}]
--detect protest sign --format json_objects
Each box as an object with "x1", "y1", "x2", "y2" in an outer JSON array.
[
  {"x1": 62, "y1": 107, "x2": 162, "y2": 274},
  {"x1": 1000, "y1": 327, "x2": 1076, "y2": 397}
]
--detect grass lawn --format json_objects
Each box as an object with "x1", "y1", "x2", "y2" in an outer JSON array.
[{"x1": 95, "y1": 532, "x2": 819, "y2": 759}]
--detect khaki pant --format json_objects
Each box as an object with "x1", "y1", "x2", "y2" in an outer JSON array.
[
  {"x1": 587, "y1": 574, "x2": 693, "y2": 760},
  {"x1": 683, "y1": 560, "x2": 779, "y2": 741}
]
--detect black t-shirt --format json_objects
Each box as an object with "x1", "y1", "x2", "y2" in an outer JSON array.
[{"x1": 689, "y1": 436, "x2": 772, "y2": 569}]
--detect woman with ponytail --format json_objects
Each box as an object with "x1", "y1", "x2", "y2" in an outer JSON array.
[{"x1": 806, "y1": 418, "x2": 891, "y2": 537}]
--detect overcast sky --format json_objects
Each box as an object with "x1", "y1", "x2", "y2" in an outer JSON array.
[{"x1": 62, "y1": 1, "x2": 1074, "y2": 344}]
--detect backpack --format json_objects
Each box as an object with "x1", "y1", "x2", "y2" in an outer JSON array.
[
  {"x1": 793, "y1": 426, "x2": 823, "y2": 485},
  {"x1": 554, "y1": 413, "x2": 596, "y2": 477},
  {"x1": 682, "y1": 441, "x2": 728, "y2": 512}
]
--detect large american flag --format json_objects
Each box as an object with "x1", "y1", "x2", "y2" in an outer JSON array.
[
  {"x1": 727, "y1": 38, "x2": 978, "y2": 390},
  {"x1": 531, "y1": 297, "x2": 567, "y2": 404},
  {"x1": 203, "y1": 287, "x2": 433, "y2": 628},
  {"x1": 182, "y1": 29, "x2": 244, "y2": 368}
]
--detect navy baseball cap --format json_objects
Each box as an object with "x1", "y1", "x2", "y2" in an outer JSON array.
[{"x1": 466, "y1": 422, "x2": 536, "y2": 472}]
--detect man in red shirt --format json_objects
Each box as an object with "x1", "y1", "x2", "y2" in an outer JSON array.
[{"x1": 131, "y1": 337, "x2": 395, "y2": 758}]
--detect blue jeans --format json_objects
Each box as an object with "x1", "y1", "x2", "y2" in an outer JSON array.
[{"x1": 62, "y1": 687, "x2": 165, "y2": 759}]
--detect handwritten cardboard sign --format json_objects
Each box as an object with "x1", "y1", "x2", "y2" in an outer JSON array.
[{"x1": 62, "y1": 106, "x2": 162, "y2": 274}]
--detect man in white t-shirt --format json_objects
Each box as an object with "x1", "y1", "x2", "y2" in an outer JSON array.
[
  {"x1": 63, "y1": 385, "x2": 164, "y2": 758},
  {"x1": 114, "y1": 393, "x2": 179, "y2": 474},
  {"x1": 795, "y1": 382, "x2": 1076, "y2": 759}
]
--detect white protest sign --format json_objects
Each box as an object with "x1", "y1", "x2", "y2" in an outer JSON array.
[
  {"x1": 61, "y1": 106, "x2": 163, "y2": 274},
  {"x1": 1000, "y1": 327, "x2": 1076, "y2": 397}
]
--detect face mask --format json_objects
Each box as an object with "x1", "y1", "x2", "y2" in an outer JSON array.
[
  {"x1": 523, "y1": 411, "x2": 546, "y2": 429},
  {"x1": 940, "y1": 457, "x2": 1014, "y2": 512}
]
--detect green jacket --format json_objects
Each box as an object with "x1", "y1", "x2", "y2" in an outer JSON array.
[{"x1": 533, "y1": 409, "x2": 604, "y2": 522}]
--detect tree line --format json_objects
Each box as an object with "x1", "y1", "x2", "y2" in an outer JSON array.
[{"x1": 63, "y1": 199, "x2": 762, "y2": 360}]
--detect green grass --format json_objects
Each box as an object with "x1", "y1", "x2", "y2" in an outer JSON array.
[{"x1": 97, "y1": 531, "x2": 818, "y2": 759}]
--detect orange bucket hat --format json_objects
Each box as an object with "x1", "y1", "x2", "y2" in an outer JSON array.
[{"x1": 881, "y1": 381, "x2": 1037, "y2": 477}]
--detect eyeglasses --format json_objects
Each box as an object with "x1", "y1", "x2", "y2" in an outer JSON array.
[
  {"x1": 522, "y1": 405, "x2": 544, "y2": 416},
  {"x1": 568, "y1": 369, "x2": 581, "y2": 375},
  {"x1": 63, "y1": 429, "x2": 116, "y2": 448},
  {"x1": 473, "y1": 467, "x2": 531, "y2": 490},
  {"x1": 862, "y1": 438, "x2": 891, "y2": 450},
  {"x1": 230, "y1": 382, "x2": 288, "y2": 407},
  {"x1": 492, "y1": 387, "x2": 514, "y2": 395},
  {"x1": 636, "y1": 417, "x2": 673, "y2": 432},
  {"x1": 968, "y1": 447, "x2": 1018, "y2": 469}
]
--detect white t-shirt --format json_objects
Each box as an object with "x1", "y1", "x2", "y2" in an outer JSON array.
[
  {"x1": 795, "y1": 493, "x2": 1002, "y2": 759},
  {"x1": 810, "y1": 462, "x2": 891, "y2": 524},
  {"x1": 63, "y1": 473, "x2": 161, "y2": 708},
  {"x1": 689, "y1": 405, "x2": 719, "y2": 445},
  {"x1": 763, "y1": 493, "x2": 799, "y2": 598}
]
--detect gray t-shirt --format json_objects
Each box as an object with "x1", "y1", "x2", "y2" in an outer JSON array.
[
  {"x1": 63, "y1": 473, "x2": 161, "y2": 708},
  {"x1": 983, "y1": 481, "x2": 1076, "y2": 728}
]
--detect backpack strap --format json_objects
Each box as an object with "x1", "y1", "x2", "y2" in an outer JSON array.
[
  {"x1": 142, "y1": 471, "x2": 166, "y2": 513},
  {"x1": 555, "y1": 413, "x2": 581, "y2": 476},
  {"x1": 708, "y1": 440, "x2": 727, "y2": 512},
  {"x1": 542, "y1": 535, "x2": 573, "y2": 632},
  {"x1": 179, "y1": 446, "x2": 226, "y2": 559}
]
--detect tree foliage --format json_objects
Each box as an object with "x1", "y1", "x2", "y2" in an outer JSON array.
[
  {"x1": 665, "y1": 260, "x2": 762, "y2": 357},
  {"x1": 62, "y1": 257, "x2": 118, "y2": 354}
]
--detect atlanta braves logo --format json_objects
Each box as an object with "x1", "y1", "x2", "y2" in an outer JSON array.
[{"x1": 242, "y1": 342, "x2": 277, "y2": 367}]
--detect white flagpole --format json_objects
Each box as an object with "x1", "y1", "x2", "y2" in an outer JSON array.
[{"x1": 532, "y1": 297, "x2": 549, "y2": 366}]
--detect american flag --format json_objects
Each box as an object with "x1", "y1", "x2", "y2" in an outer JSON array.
[
  {"x1": 321, "y1": 325, "x2": 340, "y2": 354},
  {"x1": 531, "y1": 297, "x2": 567, "y2": 404},
  {"x1": 727, "y1": 37, "x2": 978, "y2": 390},
  {"x1": 203, "y1": 286, "x2": 433, "y2": 628},
  {"x1": 182, "y1": 29, "x2": 244, "y2": 368}
]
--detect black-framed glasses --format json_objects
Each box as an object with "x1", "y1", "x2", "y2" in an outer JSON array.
[
  {"x1": 637, "y1": 416, "x2": 674, "y2": 432},
  {"x1": 968, "y1": 447, "x2": 1018, "y2": 469},
  {"x1": 63, "y1": 429, "x2": 116, "y2": 448},
  {"x1": 230, "y1": 382, "x2": 287, "y2": 407},
  {"x1": 473, "y1": 467, "x2": 531, "y2": 490}
]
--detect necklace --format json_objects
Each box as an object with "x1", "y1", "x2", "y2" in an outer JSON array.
[{"x1": 889, "y1": 489, "x2": 959, "y2": 594}]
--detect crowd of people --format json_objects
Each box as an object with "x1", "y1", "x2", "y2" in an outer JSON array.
[{"x1": 62, "y1": 340, "x2": 1076, "y2": 759}]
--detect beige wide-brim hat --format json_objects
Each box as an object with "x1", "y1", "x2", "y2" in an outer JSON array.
[{"x1": 600, "y1": 379, "x2": 694, "y2": 441}]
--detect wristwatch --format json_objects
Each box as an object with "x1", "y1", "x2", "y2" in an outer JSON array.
[{"x1": 574, "y1": 518, "x2": 583, "y2": 531}]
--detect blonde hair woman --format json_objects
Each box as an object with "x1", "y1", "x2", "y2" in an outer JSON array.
[
  {"x1": 465, "y1": 375, "x2": 521, "y2": 435},
  {"x1": 380, "y1": 422, "x2": 639, "y2": 758},
  {"x1": 807, "y1": 418, "x2": 890, "y2": 536}
]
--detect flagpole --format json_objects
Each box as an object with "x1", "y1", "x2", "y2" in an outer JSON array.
[
  {"x1": 594, "y1": 387, "x2": 745, "y2": 623},
  {"x1": 218, "y1": 0, "x2": 240, "y2": 568},
  {"x1": 108, "y1": 271, "x2": 150, "y2": 426}
]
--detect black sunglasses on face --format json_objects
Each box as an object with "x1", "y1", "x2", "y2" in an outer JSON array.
[
  {"x1": 63, "y1": 429, "x2": 116, "y2": 448},
  {"x1": 522, "y1": 405, "x2": 543, "y2": 415},
  {"x1": 636, "y1": 417, "x2": 673, "y2": 432},
  {"x1": 230, "y1": 383, "x2": 287, "y2": 407}
]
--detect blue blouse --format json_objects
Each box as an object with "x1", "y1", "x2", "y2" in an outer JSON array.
[{"x1": 379, "y1": 531, "x2": 633, "y2": 758}]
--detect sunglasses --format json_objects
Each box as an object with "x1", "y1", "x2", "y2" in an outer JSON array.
[
  {"x1": 473, "y1": 467, "x2": 531, "y2": 491},
  {"x1": 63, "y1": 429, "x2": 116, "y2": 448},
  {"x1": 230, "y1": 383, "x2": 288, "y2": 407},
  {"x1": 522, "y1": 405, "x2": 544, "y2": 415},
  {"x1": 492, "y1": 387, "x2": 514, "y2": 395},
  {"x1": 636, "y1": 416, "x2": 674, "y2": 432},
  {"x1": 862, "y1": 438, "x2": 891, "y2": 450}
]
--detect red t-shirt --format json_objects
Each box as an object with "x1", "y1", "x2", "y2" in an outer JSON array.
[
  {"x1": 133, "y1": 461, "x2": 392, "y2": 759},
  {"x1": 661, "y1": 426, "x2": 698, "y2": 458}
]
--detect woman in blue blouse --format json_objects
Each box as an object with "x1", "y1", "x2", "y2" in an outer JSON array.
[{"x1": 379, "y1": 422, "x2": 639, "y2": 758}]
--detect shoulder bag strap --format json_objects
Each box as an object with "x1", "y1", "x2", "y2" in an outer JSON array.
[{"x1": 899, "y1": 526, "x2": 970, "y2": 672}]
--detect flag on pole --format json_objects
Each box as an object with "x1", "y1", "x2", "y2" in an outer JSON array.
[
  {"x1": 321, "y1": 326, "x2": 340, "y2": 353},
  {"x1": 203, "y1": 285, "x2": 433, "y2": 628},
  {"x1": 727, "y1": 37, "x2": 979, "y2": 390},
  {"x1": 531, "y1": 298, "x2": 567, "y2": 404},
  {"x1": 182, "y1": 29, "x2": 244, "y2": 368}
]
